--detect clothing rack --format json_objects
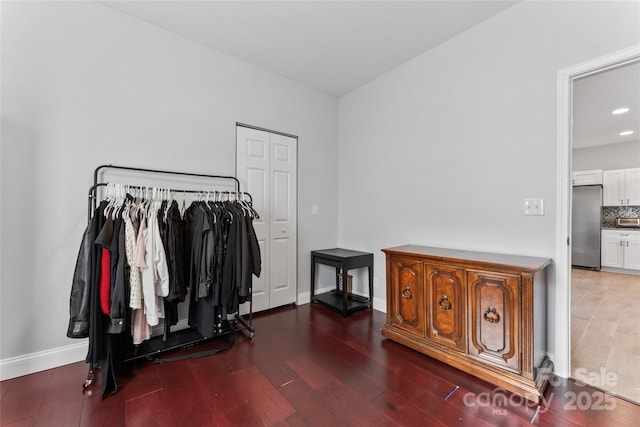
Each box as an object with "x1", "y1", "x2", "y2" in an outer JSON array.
[
  {"x1": 88, "y1": 165, "x2": 255, "y2": 363},
  {"x1": 89, "y1": 164, "x2": 252, "y2": 222}
]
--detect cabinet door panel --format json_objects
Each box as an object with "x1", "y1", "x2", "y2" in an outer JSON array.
[
  {"x1": 390, "y1": 258, "x2": 425, "y2": 338},
  {"x1": 573, "y1": 169, "x2": 603, "y2": 186},
  {"x1": 468, "y1": 271, "x2": 520, "y2": 373},
  {"x1": 601, "y1": 232, "x2": 624, "y2": 268},
  {"x1": 624, "y1": 236, "x2": 640, "y2": 270},
  {"x1": 426, "y1": 264, "x2": 466, "y2": 352},
  {"x1": 626, "y1": 168, "x2": 640, "y2": 205},
  {"x1": 603, "y1": 169, "x2": 625, "y2": 206}
]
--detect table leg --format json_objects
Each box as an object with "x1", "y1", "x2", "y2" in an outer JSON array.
[
  {"x1": 341, "y1": 265, "x2": 348, "y2": 317},
  {"x1": 368, "y1": 264, "x2": 374, "y2": 309},
  {"x1": 311, "y1": 257, "x2": 316, "y2": 302}
]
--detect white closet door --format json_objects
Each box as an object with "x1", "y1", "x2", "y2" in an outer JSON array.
[
  {"x1": 269, "y1": 133, "x2": 297, "y2": 308},
  {"x1": 236, "y1": 126, "x2": 297, "y2": 312}
]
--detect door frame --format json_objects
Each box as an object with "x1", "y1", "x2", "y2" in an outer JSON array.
[{"x1": 555, "y1": 45, "x2": 640, "y2": 378}]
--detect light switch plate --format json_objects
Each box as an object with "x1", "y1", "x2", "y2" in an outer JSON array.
[{"x1": 523, "y1": 198, "x2": 544, "y2": 216}]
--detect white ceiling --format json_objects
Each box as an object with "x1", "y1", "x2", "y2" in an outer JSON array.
[
  {"x1": 100, "y1": 0, "x2": 518, "y2": 96},
  {"x1": 100, "y1": 1, "x2": 639, "y2": 149},
  {"x1": 573, "y1": 62, "x2": 640, "y2": 149}
]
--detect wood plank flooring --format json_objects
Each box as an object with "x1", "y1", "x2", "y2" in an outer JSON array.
[{"x1": 2, "y1": 304, "x2": 639, "y2": 426}]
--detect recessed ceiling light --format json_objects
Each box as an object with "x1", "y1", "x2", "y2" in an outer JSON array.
[
  {"x1": 619, "y1": 130, "x2": 634, "y2": 136},
  {"x1": 612, "y1": 107, "x2": 630, "y2": 115}
]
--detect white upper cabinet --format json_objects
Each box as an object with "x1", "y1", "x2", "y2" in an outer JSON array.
[
  {"x1": 572, "y1": 169, "x2": 603, "y2": 186},
  {"x1": 627, "y1": 168, "x2": 640, "y2": 205},
  {"x1": 603, "y1": 168, "x2": 640, "y2": 206}
]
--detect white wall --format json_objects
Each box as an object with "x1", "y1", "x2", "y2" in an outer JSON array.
[
  {"x1": 0, "y1": 1, "x2": 339, "y2": 377},
  {"x1": 573, "y1": 140, "x2": 640, "y2": 171},
  {"x1": 338, "y1": 0, "x2": 640, "y2": 367}
]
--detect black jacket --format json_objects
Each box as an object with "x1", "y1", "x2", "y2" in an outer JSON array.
[{"x1": 67, "y1": 211, "x2": 99, "y2": 338}]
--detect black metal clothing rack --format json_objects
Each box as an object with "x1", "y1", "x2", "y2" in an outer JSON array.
[
  {"x1": 88, "y1": 164, "x2": 255, "y2": 364},
  {"x1": 89, "y1": 164, "x2": 252, "y2": 222}
]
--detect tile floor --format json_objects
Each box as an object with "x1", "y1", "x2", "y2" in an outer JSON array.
[{"x1": 571, "y1": 268, "x2": 640, "y2": 404}]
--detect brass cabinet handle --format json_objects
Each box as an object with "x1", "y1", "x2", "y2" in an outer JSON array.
[
  {"x1": 401, "y1": 286, "x2": 412, "y2": 299},
  {"x1": 483, "y1": 306, "x2": 501, "y2": 324},
  {"x1": 438, "y1": 295, "x2": 452, "y2": 310}
]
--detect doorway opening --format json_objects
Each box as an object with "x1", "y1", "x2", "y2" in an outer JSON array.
[{"x1": 557, "y1": 46, "x2": 640, "y2": 404}]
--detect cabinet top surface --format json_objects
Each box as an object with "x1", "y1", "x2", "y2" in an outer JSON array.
[
  {"x1": 311, "y1": 248, "x2": 373, "y2": 258},
  {"x1": 382, "y1": 245, "x2": 551, "y2": 272}
]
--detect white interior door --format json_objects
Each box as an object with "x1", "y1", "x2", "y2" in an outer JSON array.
[
  {"x1": 237, "y1": 126, "x2": 270, "y2": 312},
  {"x1": 269, "y1": 133, "x2": 297, "y2": 308},
  {"x1": 236, "y1": 125, "x2": 297, "y2": 312}
]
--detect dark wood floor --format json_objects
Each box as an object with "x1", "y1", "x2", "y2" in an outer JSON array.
[{"x1": 1, "y1": 304, "x2": 639, "y2": 426}]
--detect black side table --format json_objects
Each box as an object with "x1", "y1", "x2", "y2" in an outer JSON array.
[{"x1": 311, "y1": 248, "x2": 373, "y2": 317}]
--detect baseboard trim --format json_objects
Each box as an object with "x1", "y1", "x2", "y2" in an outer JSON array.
[
  {"x1": 0, "y1": 341, "x2": 88, "y2": 381},
  {"x1": 372, "y1": 297, "x2": 386, "y2": 313}
]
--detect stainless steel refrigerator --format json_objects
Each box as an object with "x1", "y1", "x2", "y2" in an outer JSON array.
[{"x1": 571, "y1": 185, "x2": 602, "y2": 269}]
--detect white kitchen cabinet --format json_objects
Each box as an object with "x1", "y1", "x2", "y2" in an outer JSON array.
[
  {"x1": 572, "y1": 169, "x2": 603, "y2": 186},
  {"x1": 627, "y1": 168, "x2": 640, "y2": 205},
  {"x1": 601, "y1": 230, "x2": 640, "y2": 270},
  {"x1": 603, "y1": 168, "x2": 640, "y2": 206}
]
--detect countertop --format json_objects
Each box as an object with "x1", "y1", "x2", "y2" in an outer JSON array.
[{"x1": 601, "y1": 227, "x2": 640, "y2": 231}]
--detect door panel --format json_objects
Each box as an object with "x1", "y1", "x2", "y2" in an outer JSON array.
[
  {"x1": 237, "y1": 127, "x2": 270, "y2": 312},
  {"x1": 390, "y1": 257, "x2": 425, "y2": 338},
  {"x1": 237, "y1": 126, "x2": 297, "y2": 312},
  {"x1": 272, "y1": 170, "x2": 290, "y2": 222},
  {"x1": 627, "y1": 168, "x2": 640, "y2": 205},
  {"x1": 601, "y1": 233, "x2": 624, "y2": 268},
  {"x1": 271, "y1": 237, "x2": 290, "y2": 293},
  {"x1": 426, "y1": 264, "x2": 466, "y2": 352},
  {"x1": 624, "y1": 237, "x2": 640, "y2": 270},
  {"x1": 468, "y1": 270, "x2": 520, "y2": 373},
  {"x1": 246, "y1": 168, "x2": 267, "y2": 220},
  {"x1": 268, "y1": 133, "x2": 297, "y2": 309}
]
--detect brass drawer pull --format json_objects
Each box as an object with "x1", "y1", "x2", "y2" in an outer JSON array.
[
  {"x1": 438, "y1": 295, "x2": 451, "y2": 310},
  {"x1": 401, "y1": 286, "x2": 412, "y2": 299},
  {"x1": 483, "y1": 306, "x2": 501, "y2": 324}
]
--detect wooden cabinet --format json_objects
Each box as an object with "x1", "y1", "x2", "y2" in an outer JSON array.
[
  {"x1": 601, "y1": 230, "x2": 640, "y2": 270},
  {"x1": 382, "y1": 245, "x2": 552, "y2": 404},
  {"x1": 603, "y1": 168, "x2": 640, "y2": 206},
  {"x1": 572, "y1": 169, "x2": 603, "y2": 186}
]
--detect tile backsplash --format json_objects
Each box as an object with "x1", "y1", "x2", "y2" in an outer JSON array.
[{"x1": 602, "y1": 206, "x2": 640, "y2": 227}]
